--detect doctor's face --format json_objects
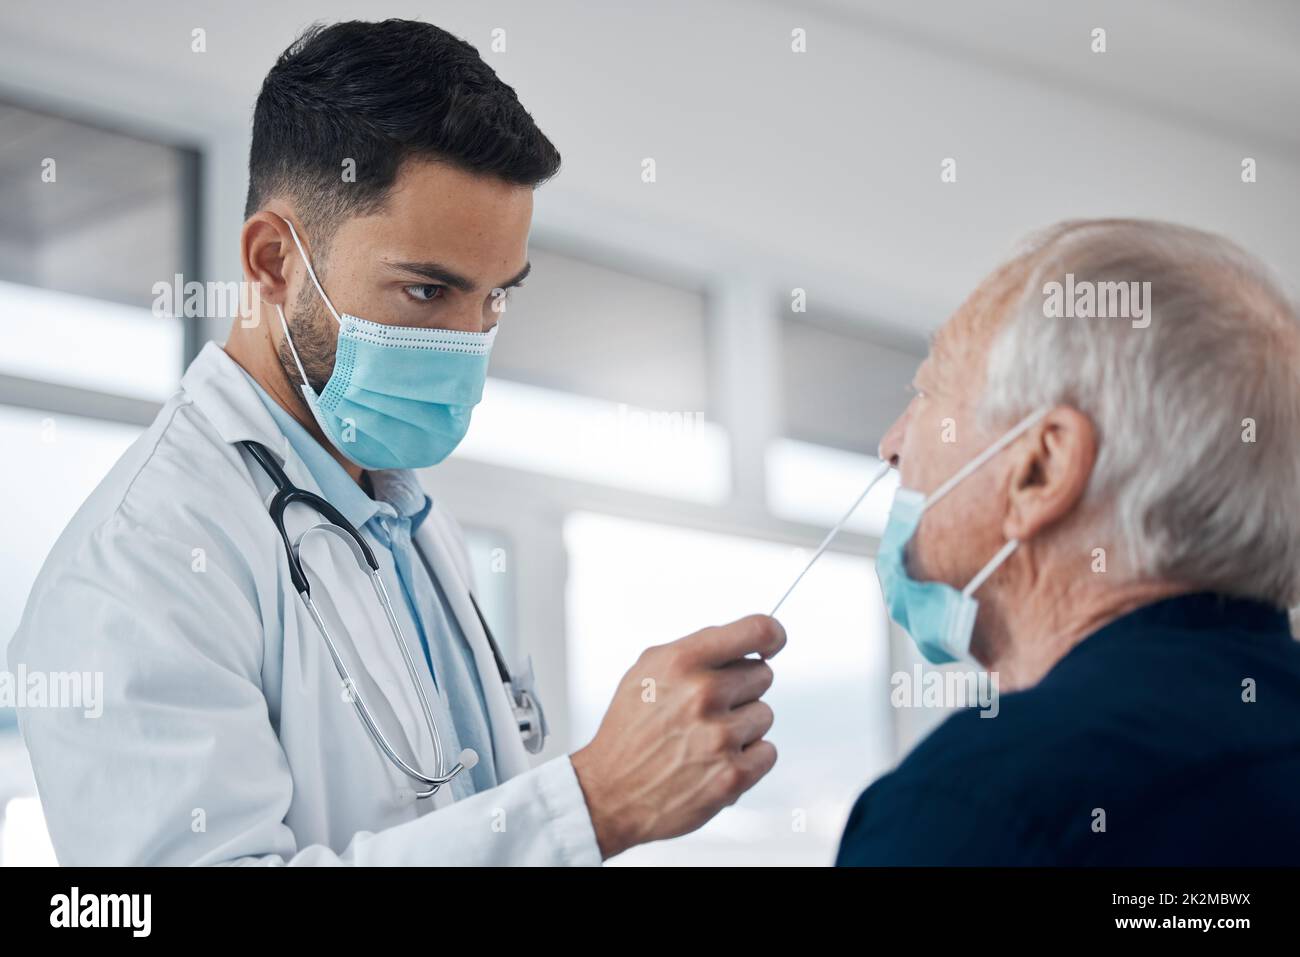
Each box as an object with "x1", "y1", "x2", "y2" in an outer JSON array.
[
  {"x1": 279, "y1": 159, "x2": 534, "y2": 393},
  {"x1": 877, "y1": 260, "x2": 1028, "y2": 587}
]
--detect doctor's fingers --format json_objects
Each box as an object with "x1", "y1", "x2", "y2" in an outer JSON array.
[
  {"x1": 714, "y1": 657, "x2": 775, "y2": 707},
  {"x1": 721, "y1": 699, "x2": 775, "y2": 750},
  {"x1": 728, "y1": 739, "x2": 779, "y2": 798},
  {"x1": 676, "y1": 614, "x2": 787, "y2": 669}
]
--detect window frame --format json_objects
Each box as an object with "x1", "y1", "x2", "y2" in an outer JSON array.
[{"x1": 0, "y1": 88, "x2": 203, "y2": 427}]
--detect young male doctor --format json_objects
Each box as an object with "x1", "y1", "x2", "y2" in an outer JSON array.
[{"x1": 11, "y1": 19, "x2": 783, "y2": 866}]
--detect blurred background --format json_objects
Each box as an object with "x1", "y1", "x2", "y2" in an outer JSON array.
[{"x1": 0, "y1": 0, "x2": 1297, "y2": 866}]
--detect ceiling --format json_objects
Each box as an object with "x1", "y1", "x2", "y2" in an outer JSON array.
[
  {"x1": 799, "y1": 0, "x2": 1300, "y2": 155},
  {"x1": 0, "y1": 0, "x2": 1294, "y2": 343}
]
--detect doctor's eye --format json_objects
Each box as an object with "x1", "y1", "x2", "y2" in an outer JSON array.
[{"x1": 404, "y1": 284, "x2": 446, "y2": 302}]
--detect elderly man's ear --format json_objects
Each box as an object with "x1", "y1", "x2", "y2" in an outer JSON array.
[{"x1": 1003, "y1": 407, "x2": 1098, "y2": 542}]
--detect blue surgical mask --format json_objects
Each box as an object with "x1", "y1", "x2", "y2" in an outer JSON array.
[
  {"x1": 876, "y1": 407, "x2": 1050, "y2": 663},
  {"x1": 275, "y1": 217, "x2": 495, "y2": 470}
]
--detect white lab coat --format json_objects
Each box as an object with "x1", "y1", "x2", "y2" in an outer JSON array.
[{"x1": 11, "y1": 343, "x2": 601, "y2": 866}]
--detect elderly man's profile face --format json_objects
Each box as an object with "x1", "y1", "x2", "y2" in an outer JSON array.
[{"x1": 878, "y1": 259, "x2": 1031, "y2": 590}]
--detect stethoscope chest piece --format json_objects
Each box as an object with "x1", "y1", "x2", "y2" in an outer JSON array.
[{"x1": 513, "y1": 688, "x2": 545, "y2": 755}]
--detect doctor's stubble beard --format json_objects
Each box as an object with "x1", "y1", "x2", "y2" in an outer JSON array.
[{"x1": 276, "y1": 279, "x2": 337, "y2": 396}]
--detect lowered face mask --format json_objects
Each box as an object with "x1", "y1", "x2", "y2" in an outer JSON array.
[
  {"x1": 275, "y1": 216, "x2": 495, "y2": 471},
  {"x1": 876, "y1": 407, "x2": 1050, "y2": 663}
]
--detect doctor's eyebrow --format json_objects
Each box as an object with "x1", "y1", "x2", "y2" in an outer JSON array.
[{"x1": 386, "y1": 260, "x2": 531, "y2": 292}]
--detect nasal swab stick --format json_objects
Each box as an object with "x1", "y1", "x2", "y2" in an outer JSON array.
[{"x1": 770, "y1": 461, "x2": 892, "y2": 617}]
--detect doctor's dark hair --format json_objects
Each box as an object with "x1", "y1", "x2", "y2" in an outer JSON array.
[{"x1": 244, "y1": 19, "x2": 560, "y2": 242}]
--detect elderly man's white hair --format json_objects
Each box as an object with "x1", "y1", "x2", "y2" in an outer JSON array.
[{"x1": 981, "y1": 219, "x2": 1300, "y2": 610}]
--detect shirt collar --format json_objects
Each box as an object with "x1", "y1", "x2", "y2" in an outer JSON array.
[
  {"x1": 1094, "y1": 591, "x2": 1289, "y2": 638},
  {"x1": 370, "y1": 469, "x2": 434, "y2": 530},
  {"x1": 1047, "y1": 590, "x2": 1293, "y2": 678},
  {"x1": 243, "y1": 374, "x2": 431, "y2": 532}
]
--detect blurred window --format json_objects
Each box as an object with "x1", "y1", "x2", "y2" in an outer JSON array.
[
  {"x1": 770, "y1": 309, "x2": 920, "y2": 532},
  {"x1": 0, "y1": 99, "x2": 194, "y2": 310},
  {"x1": 451, "y1": 247, "x2": 730, "y2": 502},
  {"x1": 488, "y1": 248, "x2": 710, "y2": 412},
  {"x1": 455, "y1": 377, "x2": 730, "y2": 503},
  {"x1": 0, "y1": 279, "x2": 181, "y2": 401},
  {"x1": 767, "y1": 438, "x2": 898, "y2": 536},
  {"x1": 780, "y1": 310, "x2": 921, "y2": 456}
]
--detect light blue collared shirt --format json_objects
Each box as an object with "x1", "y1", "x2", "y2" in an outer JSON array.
[{"x1": 247, "y1": 379, "x2": 497, "y2": 798}]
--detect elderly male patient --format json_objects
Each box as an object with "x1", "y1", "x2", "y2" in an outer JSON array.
[{"x1": 839, "y1": 219, "x2": 1300, "y2": 866}]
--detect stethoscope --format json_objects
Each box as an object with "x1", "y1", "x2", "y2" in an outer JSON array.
[{"x1": 241, "y1": 439, "x2": 546, "y2": 799}]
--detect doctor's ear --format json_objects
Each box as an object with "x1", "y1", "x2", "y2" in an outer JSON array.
[
  {"x1": 1002, "y1": 407, "x2": 1097, "y2": 542},
  {"x1": 240, "y1": 211, "x2": 298, "y2": 307}
]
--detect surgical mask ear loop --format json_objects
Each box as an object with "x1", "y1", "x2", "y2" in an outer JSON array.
[
  {"x1": 273, "y1": 215, "x2": 342, "y2": 393},
  {"x1": 934, "y1": 407, "x2": 1050, "y2": 600},
  {"x1": 921, "y1": 406, "x2": 1051, "y2": 514},
  {"x1": 279, "y1": 216, "x2": 343, "y2": 326},
  {"x1": 275, "y1": 304, "x2": 314, "y2": 393},
  {"x1": 962, "y1": 538, "x2": 1019, "y2": 598}
]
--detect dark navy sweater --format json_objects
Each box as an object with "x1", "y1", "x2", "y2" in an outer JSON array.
[{"x1": 837, "y1": 593, "x2": 1300, "y2": 865}]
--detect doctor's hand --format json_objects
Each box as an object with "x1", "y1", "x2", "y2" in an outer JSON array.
[{"x1": 569, "y1": 614, "x2": 785, "y2": 859}]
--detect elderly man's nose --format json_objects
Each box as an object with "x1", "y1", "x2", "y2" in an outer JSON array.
[{"x1": 878, "y1": 414, "x2": 905, "y2": 467}]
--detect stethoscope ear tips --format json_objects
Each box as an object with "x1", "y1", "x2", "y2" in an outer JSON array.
[{"x1": 456, "y1": 748, "x2": 480, "y2": 772}]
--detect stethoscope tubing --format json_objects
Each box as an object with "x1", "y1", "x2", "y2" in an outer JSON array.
[
  {"x1": 301, "y1": 572, "x2": 465, "y2": 798},
  {"x1": 243, "y1": 440, "x2": 470, "y2": 797}
]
